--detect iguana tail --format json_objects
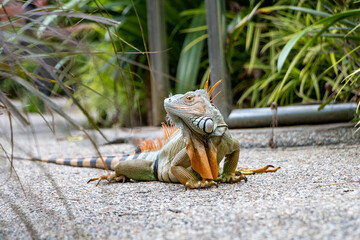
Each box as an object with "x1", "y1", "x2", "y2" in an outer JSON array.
[
  {"x1": 12, "y1": 152, "x2": 155, "y2": 171},
  {"x1": 6, "y1": 123, "x2": 176, "y2": 172}
]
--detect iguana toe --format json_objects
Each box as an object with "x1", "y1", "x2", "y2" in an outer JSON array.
[
  {"x1": 217, "y1": 173, "x2": 245, "y2": 183},
  {"x1": 184, "y1": 180, "x2": 217, "y2": 190}
]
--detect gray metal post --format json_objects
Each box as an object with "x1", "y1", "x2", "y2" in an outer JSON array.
[
  {"x1": 205, "y1": 0, "x2": 232, "y2": 117},
  {"x1": 147, "y1": 0, "x2": 170, "y2": 125}
]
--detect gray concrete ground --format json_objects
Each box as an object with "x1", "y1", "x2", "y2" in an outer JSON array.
[{"x1": 0, "y1": 110, "x2": 359, "y2": 240}]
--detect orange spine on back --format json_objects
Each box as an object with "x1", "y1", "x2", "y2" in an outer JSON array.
[
  {"x1": 204, "y1": 71, "x2": 222, "y2": 102},
  {"x1": 138, "y1": 122, "x2": 179, "y2": 152}
]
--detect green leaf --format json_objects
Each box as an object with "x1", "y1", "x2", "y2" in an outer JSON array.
[
  {"x1": 176, "y1": 3, "x2": 206, "y2": 93},
  {"x1": 277, "y1": 27, "x2": 309, "y2": 72},
  {"x1": 248, "y1": 27, "x2": 261, "y2": 72},
  {"x1": 245, "y1": 22, "x2": 254, "y2": 51},
  {"x1": 179, "y1": 9, "x2": 206, "y2": 17},
  {"x1": 182, "y1": 33, "x2": 208, "y2": 53},
  {"x1": 180, "y1": 25, "x2": 207, "y2": 33}
]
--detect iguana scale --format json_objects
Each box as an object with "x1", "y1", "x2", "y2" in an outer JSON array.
[{"x1": 14, "y1": 82, "x2": 279, "y2": 189}]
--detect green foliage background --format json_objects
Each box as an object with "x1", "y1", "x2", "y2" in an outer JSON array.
[
  {"x1": 0, "y1": 0, "x2": 359, "y2": 128},
  {"x1": 229, "y1": 0, "x2": 360, "y2": 110}
]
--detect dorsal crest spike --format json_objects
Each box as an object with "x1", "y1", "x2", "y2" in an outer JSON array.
[
  {"x1": 204, "y1": 70, "x2": 211, "y2": 92},
  {"x1": 210, "y1": 90, "x2": 221, "y2": 103},
  {"x1": 138, "y1": 121, "x2": 179, "y2": 152},
  {"x1": 204, "y1": 70, "x2": 222, "y2": 102},
  {"x1": 208, "y1": 80, "x2": 222, "y2": 97}
]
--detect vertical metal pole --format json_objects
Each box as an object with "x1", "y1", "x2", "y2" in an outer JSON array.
[
  {"x1": 205, "y1": 0, "x2": 232, "y2": 118},
  {"x1": 147, "y1": 0, "x2": 170, "y2": 125}
]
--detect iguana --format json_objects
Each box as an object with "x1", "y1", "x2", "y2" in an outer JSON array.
[{"x1": 13, "y1": 81, "x2": 279, "y2": 189}]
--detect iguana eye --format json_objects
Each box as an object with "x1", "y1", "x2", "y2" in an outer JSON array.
[{"x1": 185, "y1": 95, "x2": 194, "y2": 102}]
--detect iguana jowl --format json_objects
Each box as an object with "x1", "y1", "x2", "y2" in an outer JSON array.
[{"x1": 16, "y1": 85, "x2": 278, "y2": 189}]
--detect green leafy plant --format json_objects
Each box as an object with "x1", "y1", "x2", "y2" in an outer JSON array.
[
  {"x1": 69, "y1": 0, "x2": 208, "y2": 125},
  {"x1": 2, "y1": 0, "x2": 359, "y2": 132},
  {"x1": 0, "y1": 0, "x2": 127, "y2": 129},
  {"x1": 226, "y1": 0, "x2": 360, "y2": 111}
]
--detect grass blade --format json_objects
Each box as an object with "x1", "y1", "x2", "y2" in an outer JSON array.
[
  {"x1": 0, "y1": 91, "x2": 29, "y2": 126},
  {"x1": 176, "y1": 3, "x2": 206, "y2": 93}
]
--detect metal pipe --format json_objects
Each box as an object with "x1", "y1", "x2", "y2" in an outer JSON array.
[{"x1": 227, "y1": 103, "x2": 358, "y2": 128}]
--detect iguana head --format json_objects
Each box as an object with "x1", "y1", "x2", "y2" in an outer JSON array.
[{"x1": 164, "y1": 89, "x2": 227, "y2": 137}]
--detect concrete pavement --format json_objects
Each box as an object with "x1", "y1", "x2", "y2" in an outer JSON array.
[{"x1": 0, "y1": 111, "x2": 359, "y2": 239}]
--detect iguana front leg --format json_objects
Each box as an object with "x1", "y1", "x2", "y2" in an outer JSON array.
[
  {"x1": 170, "y1": 148, "x2": 217, "y2": 189},
  {"x1": 217, "y1": 140, "x2": 246, "y2": 183}
]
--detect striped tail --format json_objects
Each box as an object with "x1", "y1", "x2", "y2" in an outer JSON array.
[
  {"x1": 13, "y1": 152, "x2": 159, "y2": 170},
  {"x1": 14, "y1": 154, "x2": 132, "y2": 171}
]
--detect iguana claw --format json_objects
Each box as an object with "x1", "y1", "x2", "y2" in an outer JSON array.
[
  {"x1": 87, "y1": 173, "x2": 126, "y2": 185},
  {"x1": 184, "y1": 180, "x2": 217, "y2": 190},
  {"x1": 87, "y1": 175, "x2": 109, "y2": 185}
]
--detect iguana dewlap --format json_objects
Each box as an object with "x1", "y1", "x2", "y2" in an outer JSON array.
[{"x1": 15, "y1": 87, "x2": 278, "y2": 189}]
